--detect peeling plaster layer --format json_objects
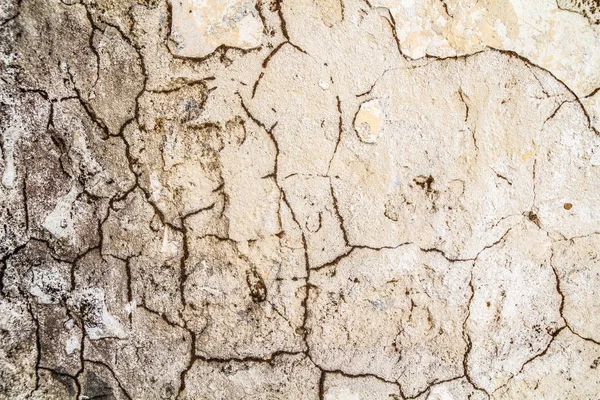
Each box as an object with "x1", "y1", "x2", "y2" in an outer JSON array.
[{"x1": 1, "y1": 0, "x2": 600, "y2": 399}]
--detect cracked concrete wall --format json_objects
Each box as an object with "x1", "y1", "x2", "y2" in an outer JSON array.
[{"x1": 1, "y1": 0, "x2": 600, "y2": 399}]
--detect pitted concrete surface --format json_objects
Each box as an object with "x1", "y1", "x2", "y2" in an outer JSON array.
[{"x1": 1, "y1": 0, "x2": 600, "y2": 399}]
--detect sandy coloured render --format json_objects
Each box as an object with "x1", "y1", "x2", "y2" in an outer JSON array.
[{"x1": 1, "y1": 0, "x2": 600, "y2": 399}]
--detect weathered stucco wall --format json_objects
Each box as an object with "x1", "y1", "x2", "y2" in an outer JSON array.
[{"x1": 1, "y1": 0, "x2": 600, "y2": 399}]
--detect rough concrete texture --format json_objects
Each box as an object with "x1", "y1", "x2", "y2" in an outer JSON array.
[{"x1": 1, "y1": 0, "x2": 600, "y2": 398}]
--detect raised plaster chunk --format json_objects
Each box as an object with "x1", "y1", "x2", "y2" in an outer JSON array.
[
  {"x1": 307, "y1": 245, "x2": 472, "y2": 397},
  {"x1": 354, "y1": 99, "x2": 383, "y2": 143},
  {"x1": 169, "y1": 0, "x2": 264, "y2": 59}
]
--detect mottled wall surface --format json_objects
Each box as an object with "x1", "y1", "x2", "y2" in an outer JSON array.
[{"x1": 1, "y1": 0, "x2": 600, "y2": 399}]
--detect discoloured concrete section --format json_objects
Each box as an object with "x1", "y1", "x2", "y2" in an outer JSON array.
[{"x1": 1, "y1": 0, "x2": 600, "y2": 398}]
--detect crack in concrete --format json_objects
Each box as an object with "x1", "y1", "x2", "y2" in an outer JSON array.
[{"x1": 3, "y1": 1, "x2": 600, "y2": 398}]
